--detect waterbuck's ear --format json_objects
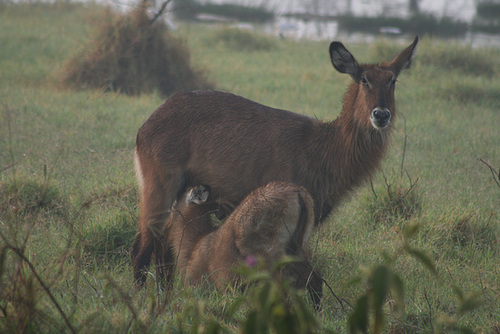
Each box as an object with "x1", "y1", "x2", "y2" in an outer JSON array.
[
  {"x1": 389, "y1": 36, "x2": 419, "y2": 77},
  {"x1": 330, "y1": 41, "x2": 361, "y2": 82}
]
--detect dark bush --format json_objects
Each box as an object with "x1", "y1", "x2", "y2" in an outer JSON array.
[
  {"x1": 0, "y1": 179, "x2": 66, "y2": 218},
  {"x1": 363, "y1": 185, "x2": 421, "y2": 227},
  {"x1": 440, "y1": 82, "x2": 500, "y2": 105},
  {"x1": 476, "y1": 2, "x2": 500, "y2": 20},
  {"x1": 81, "y1": 211, "x2": 137, "y2": 265},
  {"x1": 472, "y1": 20, "x2": 500, "y2": 34},
  {"x1": 61, "y1": 5, "x2": 213, "y2": 96}
]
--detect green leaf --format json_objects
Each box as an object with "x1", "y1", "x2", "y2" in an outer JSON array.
[
  {"x1": 0, "y1": 246, "x2": 7, "y2": 282},
  {"x1": 246, "y1": 271, "x2": 271, "y2": 283},
  {"x1": 404, "y1": 246, "x2": 437, "y2": 277},
  {"x1": 274, "y1": 255, "x2": 300, "y2": 269},
  {"x1": 458, "y1": 292, "x2": 484, "y2": 314},
  {"x1": 452, "y1": 285, "x2": 464, "y2": 303},
  {"x1": 273, "y1": 313, "x2": 295, "y2": 334},
  {"x1": 455, "y1": 326, "x2": 475, "y2": 334},
  {"x1": 346, "y1": 275, "x2": 363, "y2": 288},
  {"x1": 205, "y1": 318, "x2": 224, "y2": 334},
  {"x1": 370, "y1": 265, "x2": 391, "y2": 310},
  {"x1": 380, "y1": 251, "x2": 393, "y2": 264},
  {"x1": 403, "y1": 221, "x2": 421, "y2": 240},
  {"x1": 370, "y1": 265, "x2": 391, "y2": 333},
  {"x1": 242, "y1": 311, "x2": 259, "y2": 334},
  {"x1": 290, "y1": 292, "x2": 318, "y2": 333},
  {"x1": 390, "y1": 273, "x2": 405, "y2": 315},
  {"x1": 349, "y1": 294, "x2": 369, "y2": 334},
  {"x1": 226, "y1": 295, "x2": 246, "y2": 318}
]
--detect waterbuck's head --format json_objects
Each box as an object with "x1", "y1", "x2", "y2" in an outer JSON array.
[{"x1": 329, "y1": 37, "x2": 418, "y2": 131}]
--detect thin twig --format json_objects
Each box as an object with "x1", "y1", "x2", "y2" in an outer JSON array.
[
  {"x1": 400, "y1": 113, "x2": 408, "y2": 179},
  {"x1": 382, "y1": 170, "x2": 392, "y2": 200},
  {"x1": 104, "y1": 272, "x2": 147, "y2": 331},
  {"x1": 0, "y1": 162, "x2": 17, "y2": 173},
  {"x1": 321, "y1": 276, "x2": 352, "y2": 314},
  {"x1": 39, "y1": 146, "x2": 64, "y2": 208},
  {"x1": 369, "y1": 178, "x2": 378, "y2": 199},
  {"x1": 478, "y1": 158, "x2": 500, "y2": 190},
  {"x1": 48, "y1": 209, "x2": 79, "y2": 290},
  {"x1": 4, "y1": 105, "x2": 17, "y2": 177},
  {"x1": 404, "y1": 176, "x2": 420, "y2": 198},
  {"x1": 423, "y1": 288, "x2": 434, "y2": 332},
  {"x1": 0, "y1": 229, "x2": 76, "y2": 334},
  {"x1": 149, "y1": 0, "x2": 173, "y2": 24}
]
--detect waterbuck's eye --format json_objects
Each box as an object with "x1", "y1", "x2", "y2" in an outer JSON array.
[
  {"x1": 361, "y1": 77, "x2": 369, "y2": 86},
  {"x1": 390, "y1": 78, "x2": 398, "y2": 86}
]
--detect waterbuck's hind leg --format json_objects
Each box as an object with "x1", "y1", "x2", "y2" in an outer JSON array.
[
  {"x1": 307, "y1": 268, "x2": 323, "y2": 311},
  {"x1": 296, "y1": 260, "x2": 323, "y2": 311},
  {"x1": 131, "y1": 231, "x2": 152, "y2": 286},
  {"x1": 280, "y1": 255, "x2": 323, "y2": 311},
  {"x1": 132, "y1": 154, "x2": 185, "y2": 287},
  {"x1": 153, "y1": 233, "x2": 176, "y2": 290},
  {"x1": 131, "y1": 182, "x2": 170, "y2": 285},
  {"x1": 131, "y1": 234, "x2": 175, "y2": 289},
  {"x1": 283, "y1": 191, "x2": 322, "y2": 310}
]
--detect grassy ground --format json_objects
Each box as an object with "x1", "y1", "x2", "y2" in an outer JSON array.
[{"x1": 0, "y1": 3, "x2": 499, "y2": 333}]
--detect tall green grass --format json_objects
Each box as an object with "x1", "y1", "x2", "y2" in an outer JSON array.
[{"x1": 1, "y1": 3, "x2": 499, "y2": 333}]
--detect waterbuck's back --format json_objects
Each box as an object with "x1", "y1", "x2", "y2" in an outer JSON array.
[{"x1": 136, "y1": 90, "x2": 324, "y2": 210}]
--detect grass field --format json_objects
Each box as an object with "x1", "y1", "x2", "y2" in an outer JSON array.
[{"x1": 0, "y1": 3, "x2": 499, "y2": 333}]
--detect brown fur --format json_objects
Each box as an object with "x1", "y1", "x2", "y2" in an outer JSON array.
[
  {"x1": 168, "y1": 182, "x2": 322, "y2": 307},
  {"x1": 131, "y1": 38, "x2": 419, "y2": 286}
]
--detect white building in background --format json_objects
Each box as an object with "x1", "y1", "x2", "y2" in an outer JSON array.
[{"x1": 195, "y1": 0, "x2": 476, "y2": 22}]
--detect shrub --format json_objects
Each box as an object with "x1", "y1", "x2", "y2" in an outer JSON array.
[
  {"x1": 434, "y1": 212, "x2": 497, "y2": 250},
  {"x1": 0, "y1": 179, "x2": 67, "y2": 219},
  {"x1": 81, "y1": 211, "x2": 136, "y2": 265},
  {"x1": 80, "y1": 186, "x2": 138, "y2": 265},
  {"x1": 419, "y1": 44, "x2": 500, "y2": 78},
  {"x1": 365, "y1": 184, "x2": 421, "y2": 227},
  {"x1": 360, "y1": 173, "x2": 421, "y2": 228},
  {"x1": 439, "y1": 81, "x2": 500, "y2": 105},
  {"x1": 60, "y1": 5, "x2": 213, "y2": 96}
]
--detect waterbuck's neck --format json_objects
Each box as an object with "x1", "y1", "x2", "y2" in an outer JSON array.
[
  {"x1": 338, "y1": 83, "x2": 391, "y2": 165},
  {"x1": 310, "y1": 83, "x2": 392, "y2": 220}
]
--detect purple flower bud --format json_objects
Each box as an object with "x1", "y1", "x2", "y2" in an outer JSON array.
[{"x1": 245, "y1": 255, "x2": 257, "y2": 268}]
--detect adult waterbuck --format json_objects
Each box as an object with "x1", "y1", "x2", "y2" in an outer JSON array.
[
  {"x1": 131, "y1": 37, "x2": 419, "y2": 286},
  {"x1": 167, "y1": 182, "x2": 322, "y2": 307}
]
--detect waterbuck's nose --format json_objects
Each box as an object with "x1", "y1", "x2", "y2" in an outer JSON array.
[{"x1": 371, "y1": 108, "x2": 391, "y2": 129}]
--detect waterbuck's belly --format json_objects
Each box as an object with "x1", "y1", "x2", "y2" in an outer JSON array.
[{"x1": 184, "y1": 148, "x2": 306, "y2": 214}]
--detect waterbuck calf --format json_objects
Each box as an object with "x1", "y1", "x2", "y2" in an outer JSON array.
[
  {"x1": 131, "y1": 37, "x2": 419, "y2": 286},
  {"x1": 167, "y1": 182, "x2": 322, "y2": 307}
]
